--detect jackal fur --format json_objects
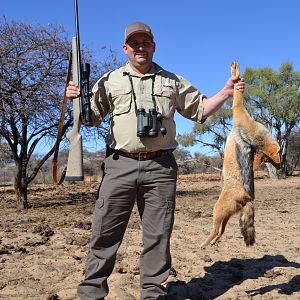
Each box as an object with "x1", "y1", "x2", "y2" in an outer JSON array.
[{"x1": 201, "y1": 61, "x2": 281, "y2": 247}]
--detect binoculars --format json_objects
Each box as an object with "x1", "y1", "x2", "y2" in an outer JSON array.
[{"x1": 137, "y1": 107, "x2": 167, "y2": 138}]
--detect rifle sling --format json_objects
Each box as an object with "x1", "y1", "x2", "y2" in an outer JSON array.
[{"x1": 52, "y1": 51, "x2": 72, "y2": 185}]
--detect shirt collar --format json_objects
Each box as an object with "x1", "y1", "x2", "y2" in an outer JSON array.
[{"x1": 123, "y1": 62, "x2": 163, "y2": 77}]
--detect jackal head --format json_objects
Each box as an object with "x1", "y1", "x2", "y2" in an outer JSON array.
[{"x1": 258, "y1": 144, "x2": 281, "y2": 169}]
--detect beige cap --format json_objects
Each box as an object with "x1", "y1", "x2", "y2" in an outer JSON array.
[{"x1": 124, "y1": 22, "x2": 153, "y2": 42}]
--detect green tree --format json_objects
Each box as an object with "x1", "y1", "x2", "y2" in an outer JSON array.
[
  {"x1": 173, "y1": 147, "x2": 192, "y2": 162},
  {"x1": 0, "y1": 18, "x2": 121, "y2": 210},
  {"x1": 177, "y1": 102, "x2": 232, "y2": 159},
  {"x1": 244, "y1": 62, "x2": 300, "y2": 175}
]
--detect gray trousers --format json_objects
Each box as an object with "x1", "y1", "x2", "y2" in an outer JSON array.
[{"x1": 77, "y1": 151, "x2": 177, "y2": 300}]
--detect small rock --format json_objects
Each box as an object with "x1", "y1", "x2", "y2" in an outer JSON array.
[
  {"x1": 41, "y1": 236, "x2": 50, "y2": 243},
  {"x1": 46, "y1": 294, "x2": 61, "y2": 300},
  {"x1": 0, "y1": 248, "x2": 10, "y2": 255},
  {"x1": 15, "y1": 247, "x2": 28, "y2": 254},
  {"x1": 74, "y1": 221, "x2": 92, "y2": 230},
  {"x1": 65, "y1": 236, "x2": 75, "y2": 245},
  {"x1": 278, "y1": 210, "x2": 289, "y2": 213},
  {"x1": 32, "y1": 224, "x2": 43, "y2": 234},
  {"x1": 203, "y1": 255, "x2": 213, "y2": 262},
  {"x1": 32, "y1": 225, "x2": 54, "y2": 237},
  {"x1": 72, "y1": 255, "x2": 82, "y2": 261},
  {"x1": 24, "y1": 239, "x2": 47, "y2": 247},
  {"x1": 190, "y1": 211, "x2": 202, "y2": 218},
  {"x1": 169, "y1": 267, "x2": 177, "y2": 277},
  {"x1": 0, "y1": 282, "x2": 7, "y2": 290},
  {"x1": 73, "y1": 236, "x2": 90, "y2": 247},
  {"x1": 117, "y1": 266, "x2": 127, "y2": 274},
  {"x1": 55, "y1": 245, "x2": 66, "y2": 250},
  {"x1": 201, "y1": 213, "x2": 213, "y2": 218}
]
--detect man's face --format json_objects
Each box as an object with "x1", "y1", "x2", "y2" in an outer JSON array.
[{"x1": 123, "y1": 33, "x2": 155, "y2": 71}]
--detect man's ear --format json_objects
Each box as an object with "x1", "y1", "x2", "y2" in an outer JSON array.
[
  {"x1": 123, "y1": 44, "x2": 128, "y2": 54},
  {"x1": 153, "y1": 41, "x2": 156, "y2": 52}
]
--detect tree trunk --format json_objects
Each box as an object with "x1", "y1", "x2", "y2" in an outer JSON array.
[
  {"x1": 15, "y1": 181, "x2": 28, "y2": 210},
  {"x1": 14, "y1": 160, "x2": 29, "y2": 210},
  {"x1": 280, "y1": 139, "x2": 289, "y2": 176},
  {"x1": 265, "y1": 162, "x2": 279, "y2": 179}
]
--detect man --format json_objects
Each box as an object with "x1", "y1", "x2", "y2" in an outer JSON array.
[{"x1": 66, "y1": 21, "x2": 245, "y2": 300}]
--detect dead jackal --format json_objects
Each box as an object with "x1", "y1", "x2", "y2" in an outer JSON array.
[{"x1": 201, "y1": 61, "x2": 281, "y2": 247}]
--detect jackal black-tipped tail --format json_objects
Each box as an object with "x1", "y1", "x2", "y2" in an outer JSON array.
[{"x1": 239, "y1": 201, "x2": 255, "y2": 246}]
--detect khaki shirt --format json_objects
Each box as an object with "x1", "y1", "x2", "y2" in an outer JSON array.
[{"x1": 91, "y1": 62, "x2": 205, "y2": 152}]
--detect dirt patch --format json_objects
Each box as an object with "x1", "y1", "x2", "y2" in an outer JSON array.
[{"x1": 0, "y1": 174, "x2": 299, "y2": 299}]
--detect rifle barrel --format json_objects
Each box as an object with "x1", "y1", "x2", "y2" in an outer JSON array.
[
  {"x1": 74, "y1": 0, "x2": 82, "y2": 89},
  {"x1": 74, "y1": 0, "x2": 93, "y2": 126}
]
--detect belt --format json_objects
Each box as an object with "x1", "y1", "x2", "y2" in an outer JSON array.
[{"x1": 114, "y1": 149, "x2": 173, "y2": 161}]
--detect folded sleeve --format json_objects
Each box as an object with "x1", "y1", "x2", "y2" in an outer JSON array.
[{"x1": 175, "y1": 75, "x2": 206, "y2": 122}]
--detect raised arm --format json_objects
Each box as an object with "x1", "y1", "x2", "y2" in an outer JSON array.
[{"x1": 201, "y1": 74, "x2": 245, "y2": 120}]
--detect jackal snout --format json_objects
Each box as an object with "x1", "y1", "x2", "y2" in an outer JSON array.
[{"x1": 263, "y1": 144, "x2": 281, "y2": 169}]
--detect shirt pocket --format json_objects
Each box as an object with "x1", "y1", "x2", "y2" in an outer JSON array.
[
  {"x1": 109, "y1": 87, "x2": 132, "y2": 117},
  {"x1": 153, "y1": 83, "x2": 176, "y2": 118}
]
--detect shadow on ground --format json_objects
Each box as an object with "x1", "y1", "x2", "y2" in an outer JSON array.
[{"x1": 166, "y1": 255, "x2": 300, "y2": 300}]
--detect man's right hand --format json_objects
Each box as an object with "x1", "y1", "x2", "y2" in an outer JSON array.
[{"x1": 66, "y1": 81, "x2": 80, "y2": 99}]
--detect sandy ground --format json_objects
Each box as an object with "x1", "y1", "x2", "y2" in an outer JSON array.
[{"x1": 0, "y1": 173, "x2": 299, "y2": 300}]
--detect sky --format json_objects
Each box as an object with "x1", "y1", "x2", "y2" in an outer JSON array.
[{"x1": 2, "y1": 0, "x2": 300, "y2": 154}]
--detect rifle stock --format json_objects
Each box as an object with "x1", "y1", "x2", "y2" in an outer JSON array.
[{"x1": 65, "y1": 37, "x2": 84, "y2": 181}]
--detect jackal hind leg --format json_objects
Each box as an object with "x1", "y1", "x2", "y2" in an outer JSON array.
[
  {"x1": 200, "y1": 212, "x2": 231, "y2": 248},
  {"x1": 201, "y1": 192, "x2": 244, "y2": 248},
  {"x1": 210, "y1": 215, "x2": 230, "y2": 245}
]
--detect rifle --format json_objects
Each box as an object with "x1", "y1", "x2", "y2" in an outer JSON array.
[{"x1": 52, "y1": 0, "x2": 93, "y2": 183}]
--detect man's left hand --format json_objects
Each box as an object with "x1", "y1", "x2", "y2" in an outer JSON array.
[{"x1": 224, "y1": 75, "x2": 245, "y2": 97}]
